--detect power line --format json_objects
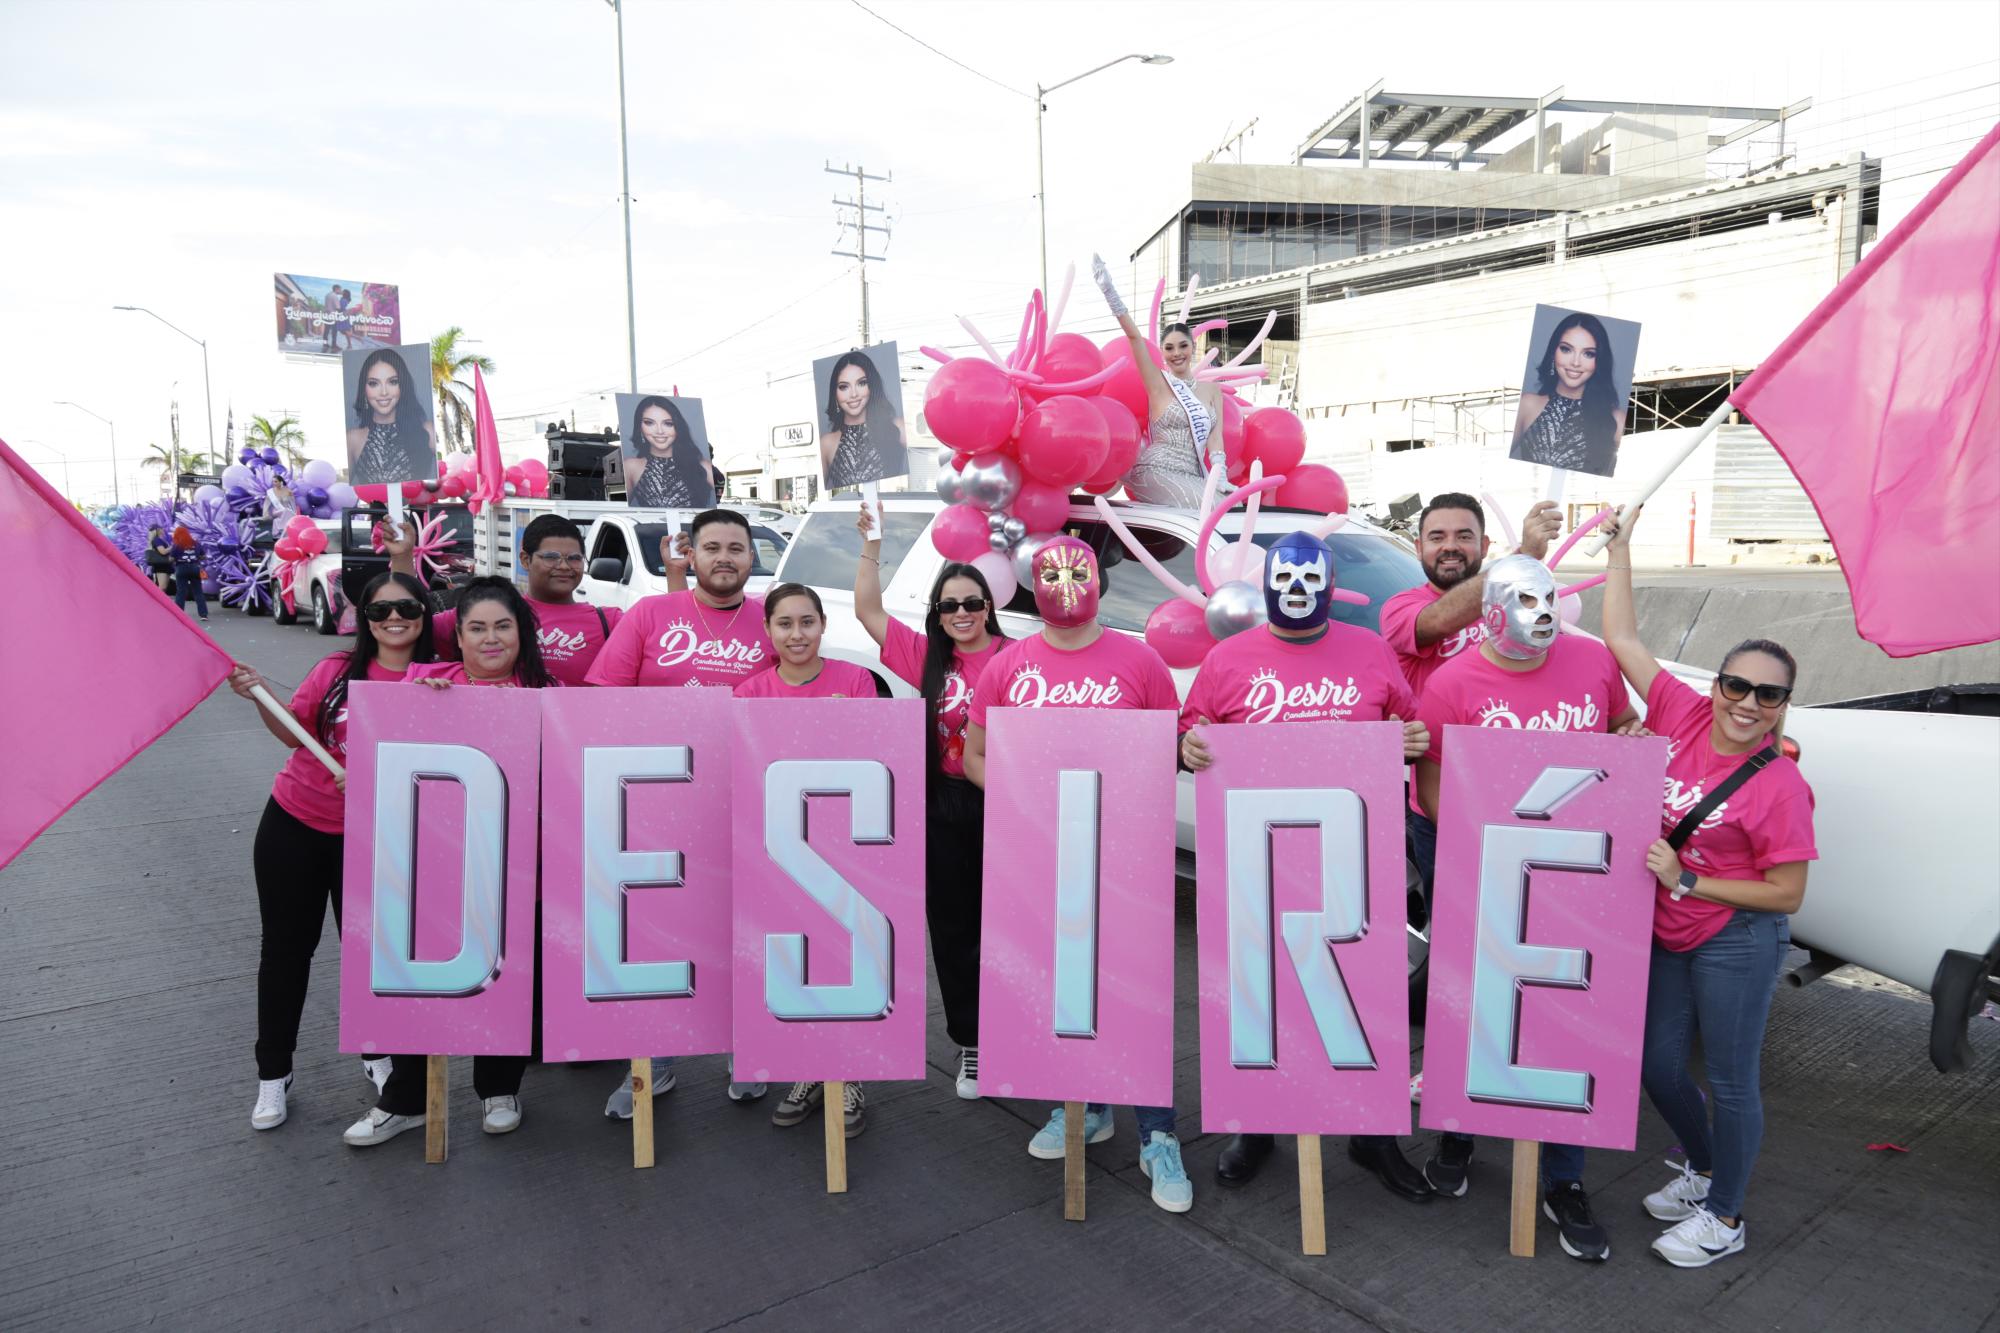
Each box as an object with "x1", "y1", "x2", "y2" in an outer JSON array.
[{"x1": 844, "y1": 0, "x2": 1031, "y2": 100}]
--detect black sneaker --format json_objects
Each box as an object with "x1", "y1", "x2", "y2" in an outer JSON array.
[
  {"x1": 1543, "y1": 1182, "x2": 1611, "y2": 1261},
  {"x1": 772, "y1": 1080, "x2": 822, "y2": 1127},
  {"x1": 1425, "y1": 1134, "x2": 1474, "y2": 1197}
]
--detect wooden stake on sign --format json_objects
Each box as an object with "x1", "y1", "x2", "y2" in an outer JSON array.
[
  {"x1": 1509, "y1": 1139, "x2": 1539, "y2": 1257},
  {"x1": 823, "y1": 1080, "x2": 849, "y2": 1194},
  {"x1": 1063, "y1": 1100, "x2": 1087, "y2": 1222},
  {"x1": 1297, "y1": 1134, "x2": 1327, "y2": 1256},
  {"x1": 425, "y1": 1056, "x2": 449, "y2": 1164},
  {"x1": 630, "y1": 1058, "x2": 655, "y2": 1170}
]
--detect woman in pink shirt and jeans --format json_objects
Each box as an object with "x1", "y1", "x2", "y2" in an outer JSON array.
[{"x1": 1601, "y1": 505, "x2": 1817, "y2": 1270}]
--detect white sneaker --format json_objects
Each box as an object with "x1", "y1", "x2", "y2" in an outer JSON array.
[
  {"x1": 251, "y1": 1074, "x2": 294, "y2": 1130},
  {"x1": 482, "y1": 1095, "x2": 522, "y2": 1135},
  {"x1": 1643, "y1": 1158, "x2": 1714, "y2": 1221},
  {"x1": 604, "y1": 1064, "x2": 677, "y2": 1120},
  {"x1": 342, "y1": 1107, "x2": 425, "y2": 1147},
  {"x1": 727, "y1": 1081, "x2": 767, "y2": 1102},
  {"x1": 955, "y1": 1047, "x2": 980, "y2": 1100},
  {"x1": 361, "y1": 1058, "x2": 393, "y2": 1095},
  {"x1": 1652, "y1": 1206, "x2": 1745, "y2": 1268}
]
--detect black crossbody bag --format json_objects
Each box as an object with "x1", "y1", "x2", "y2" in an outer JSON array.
[{"x1": 1665, "y1": 737, "x2": 1781, "y2": 851}]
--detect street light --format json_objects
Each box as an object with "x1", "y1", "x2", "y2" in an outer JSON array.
[
  {"x1": 1036, "y1": 53, "x2": 1173, "y2": 297},
  {"x1": 112, "y1": 305, "x2": 215, "y2": 476},
  {"x1": 603, "y1": 0, "x2": 638, "y2": 393},
  {"x1": 55, "y1": 401, "x2": 118, "y2": 506}
]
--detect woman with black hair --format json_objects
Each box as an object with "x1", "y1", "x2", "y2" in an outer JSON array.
[
  {"x1": 851, "y1": 501, "x2": 1004, "y2": 1099},
  {"x1": 1600, "y1": 503, "x2": 1817, "y2": 1268},
  {"x1": 818, "y1": 350, "x2": 907, "y2": 490},
  {"x1": 225, "y1": 570, "x2": 436, "y2": 1131},
  {"x1": 624, "y1": 396, "x2": 714, "y2": 508},
  {"x1": 345, "y1": 577, "x2": 554, "y2": 1149},
  {"x1": 1509, "y1": 312, "x2": 1628, "y2": 474},
  {"x1": 1093, "y1": 253, "x2": 1225, "y2": 507},
  {"x1": 345, "y1": 347, "x2": 435, "y2": 483}
]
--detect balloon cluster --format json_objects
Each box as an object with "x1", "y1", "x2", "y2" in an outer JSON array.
[
  {"x1": 919, "y1": 264, "x2": 1348, "y2": 602},
  {"x1": 370, "y1": 510, "x2": 461, "y2": 582},
  {"x1": 349, "y1": 452, "x2": 549, "y2": 513}
]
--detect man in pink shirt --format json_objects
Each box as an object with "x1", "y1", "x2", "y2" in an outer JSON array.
[
  {"x1": 1413, "y1": 553, "x2": 1637, "y2": 1262},
  {"x1": 391, "y1": 514, "x2": 623, "y2": 688},
  {"x1": 961, "y1": 536, "x2": 1195, "y2": 1214}
]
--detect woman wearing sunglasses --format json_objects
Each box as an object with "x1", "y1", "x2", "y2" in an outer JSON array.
[
  {"x1": 1600, "y1": 504, "x2": 1817, "y2": 1269},
  {"x1": 346, "y1": 578, "x2": 555, "y2": 1149},
  {"x1": 225, "y1": 572, "x2": 436, "y2": 1132},
  {"x1": 852, "y1": 502, "x2": 1005, "y2": 1100}
]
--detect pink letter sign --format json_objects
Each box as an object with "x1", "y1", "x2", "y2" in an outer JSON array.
[
  {"x1": 539, "y1": 689, "x2": 733, "y2": 1062},
  {"x1": 1195, "y1": 722, "x2": 1411, "y2": 1135},
  {"x1": 339, "y1": 682, "x2": 543, "y2": 1056},
  {"x1": 729, "y1": 698, "x2": 927, "y2": 1083},
  {"x1": 979, "y1": 709, "x2": 1178, "y2": 1107},
  {"x1": 1418, "y1": 726, "x2": 1668, "y2": 1150}
]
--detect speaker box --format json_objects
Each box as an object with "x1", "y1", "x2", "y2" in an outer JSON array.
[{"x1": 546, "y1": 430, "x2": 622, "y2": 502}]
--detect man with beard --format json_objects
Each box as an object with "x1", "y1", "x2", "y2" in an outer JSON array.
[{"x1": 586, "y1": 508, "x2": 775, "y2": 1114}]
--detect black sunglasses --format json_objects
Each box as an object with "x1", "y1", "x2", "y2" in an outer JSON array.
[
  {"x1": 1715, "y1": 673, "x2": 1792, "y2": 708},
  {"x1": 363, "y1": 598, "x2": 427, "y2": 623},
  {"x1": 934, "y1": 597, "x2": 989, "y2": 615}
]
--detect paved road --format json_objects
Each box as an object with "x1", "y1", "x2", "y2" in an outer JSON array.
[{"x1": 3, "y1": 611, "x2": 1997, "y2": 1332}]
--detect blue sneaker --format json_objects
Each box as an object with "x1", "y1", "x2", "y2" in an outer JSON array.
[
  {"x1": 1027, "y1": 1105, "x2": 1114, "y2": 1159},
  {"x1": 1140, "y1": 1131, "x2": 1194, "y2": 1213}
]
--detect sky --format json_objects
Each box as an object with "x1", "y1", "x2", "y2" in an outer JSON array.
[{"x1": 3, "y1": 0, "x2": 1995, "y2": 504}]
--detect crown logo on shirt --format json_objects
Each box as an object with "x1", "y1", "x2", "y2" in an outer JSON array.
[
  {"x1": 1248, "y1": 667, "x2": 1280, "y2": 689},
  {"x1": 1477, "y1": 697, "x2": 1521, "y2": 727}
]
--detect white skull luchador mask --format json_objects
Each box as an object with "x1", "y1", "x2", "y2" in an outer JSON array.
[{"x1": 1480, "y1": 553, "x2": 1559, "y2": 660}]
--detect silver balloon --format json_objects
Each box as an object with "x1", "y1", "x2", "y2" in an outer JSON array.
[
  {"x1": 935, "y1": 463, "x2": 965, "y2": 506},
  {"x1": 958, "y1": 453, "x2": 1023, "y2": 513},
  {"x1": 1010, "y1": 531, "x2": 1060, "y2": 586},
  {"x1": 987, "y1": 511, "x2": 1009, "y2": 534},
  {"x1": 1203, "y1": 579, "x2": 1268, "y2": 641},
  {"x1": 989, "y1": 531, "x2": 1013, "y2": 552},
  {"x1": 1001, "y1": 516, "x2": 1028, "y2": 544}
]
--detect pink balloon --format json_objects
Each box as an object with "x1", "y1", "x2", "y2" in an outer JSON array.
[
  {"x1": 1274, "y1": 463, "x2": 1349, "y2": 515},
  {"x1": 1145, "y1": 597, "x2": 1217, "y2": 669},
  {"x1": 528, "y1": 474, "x2": 550, "y2": 498},
  {"x1": 1097, "y1": 337, "x2": 1155, "y2": 423},
  {"x1": 1011, "y1": 480, "x2": 1070, "y2": 532},
  {"x1": 354, "y1": 483, "x2": 388, "y2": 503},
  {"x1": 931, "y1": 503, "x2": 993, "y2": 562},
  {"x1": 400, "y1": 480, "x2": 427, "y2": 502},
  {"x1": 446, "y1": 451, "x2": 477, "y2": 476},
  {"x1": 504, "y1": 464, "x2": 526, "y2": 487},
  {"x1": 923, "y1": 357, "x2": 1020, "y2": 455},
  {"x1": 285, "y1": 514, "x2": 317, "y2": 536},
  {"x1": 517, "y1": 457, "x2": 548, "y2": 481},
  {"x1": 1031, "y1": 333, "x2": 1103, "y2": 392},
  {"x1": 1243, "y1": 407, "x2": 1307, "y2": 474},
  {"x1": 438, "y1": 474, "x2": 468, "y2": 499},
  {"x1": 1079, "y1": 397, "x2": 1142, "y2": 494},
  {"x1": 294, "y1": 526, "x2": 328, "y2": 557},
  {"x1": 1015, "y1": 395, "x2": 1110, "y2": 490},
  {"x1": 1220, "y1": 395, "x2": 1247, "y2": 483},
  {"x1": 273, "y1": 537, "x2": 303, "y2": 562},
  {"x1": 968, "y1": 550, "x2": 1018, "y2": 605}
]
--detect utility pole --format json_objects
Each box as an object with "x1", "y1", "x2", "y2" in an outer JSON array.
[
  {"x1": 827, "y1": 161, "x2": 891, "y2": 345},
  {"x1": 604, "y1": 0, "x2": 638, "y2": 392}
]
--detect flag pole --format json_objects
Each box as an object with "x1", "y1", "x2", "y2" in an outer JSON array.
[
  {"x1": 247, "y1": 683, "x2": 346, "y2": 780},
  {"x1": 1580, "y1": 398, "x2": 1735, "y2": 556}
]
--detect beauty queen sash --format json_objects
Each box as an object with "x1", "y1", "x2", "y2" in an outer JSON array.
[{"x1": 1166, "y1": 373, "x2": 1213, "y2": 465}]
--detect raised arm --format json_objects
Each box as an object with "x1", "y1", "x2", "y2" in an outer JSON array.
[
  {"x1": 851, "y1": 502, "x2": 890, "y2": 647},
  {"x1": 1598, "y1": 503, "x2": 1662, "y2": 699},
  {"x1": 1093, "y1": 253, "x2": 1169, "y2": 411}
]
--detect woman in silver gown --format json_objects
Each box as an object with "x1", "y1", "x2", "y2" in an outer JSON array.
[{"x1": 1093, "y1": 254, "x2": 1225, "y2": 508}]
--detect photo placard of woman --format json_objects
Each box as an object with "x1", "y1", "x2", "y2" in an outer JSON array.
[
  {"x1": 812, "y1": 343, "x2": 908, "y2": 492},
  {"x1": 342, "y1": 343, "x2": 438, "y2": 486},
  {"x1": 617, "y1": 392, "x2": 718, "y2": 510},
  {"x1": 1507, "y1": 305, "x2": 1641, "y2": 478}
]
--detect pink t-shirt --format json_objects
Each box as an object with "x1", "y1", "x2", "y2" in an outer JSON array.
[
  {"x1": 269, "y1": 654, "x2": 409, "y2": 834},
  {"x1": 733, "y1": 658, "x2": 879, "y2": 699},
  {"x1": 879, "y1": 618, "x2": 1004, "y2": 777},
  {"x1": 1179, "y1": 624, "x2": 1418, "y2": 729},
  {"x1": 1645, "y1": 672, "x2": 1818, "y2": 951},
  {"x1": 584, "y1": 591, "x2": 775, "y2": 689},
  {"x1": 968, "y1": 630, "x2": 1178, "y2": 726},
  {"x1": 407, "y1": 661, "x2": 554, "y2": 688},
  {"x1": 1379, "y1": 581, "x2": 1489, "y2": 702},
  {"x1": 434, "y1": 598, "x2": 622, "y2": 687},
  {"x1": 1419, "y1": 635, "x2": 1631, "y2": 763}
]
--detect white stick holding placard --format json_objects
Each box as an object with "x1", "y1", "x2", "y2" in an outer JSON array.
[
  {"x1": 860, "y1": 481, "x2": 883, "y2": 542},
  {"x1": 1579, "y1": 398, "x2": 1735, "y2": 557},
  {"x1": 248, "y1": 683, "x2": 345, "y2": 780},
  {"x1": 385, "y1": 486, "x2": 406, "y2": 546},
  {"x1": 1544, "y1": 467, "x2": 1568, "y2": 507}
]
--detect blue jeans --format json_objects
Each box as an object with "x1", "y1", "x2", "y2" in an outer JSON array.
[
  {"x1": 1641, "y1": 909, "x2": 1788, "y2": 1219},
  {"x1": 1085, "y1": 1103, "x2": 1175, "y2": 1139},
  {"x1": 173, "y1": 565, "x2": 208, "y2": 618}
]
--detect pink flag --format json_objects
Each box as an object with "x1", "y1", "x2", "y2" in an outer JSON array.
[
  {"x1": 470, "y1": 364, "x2": 504, "y2": 510},
  {"x1": 0, "y1": 438, "x2": 234, "y2": 869},
  {"x1": 1732, "y1": 123, "x2": 2000, "y2": 657}
]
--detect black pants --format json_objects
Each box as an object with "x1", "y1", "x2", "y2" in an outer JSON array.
[
  {"x1": 927, "y1": 777, "x2": 985, "y2": 1048},
  {"x1": 377, "y1": 908, "x2": 542, "y2": 1115},
  {"x1": 173, "y1": 565, "x2": 208, "y2": 618},
  {"x1": 253, "y1": 797, "x2": 344, "y2": 1081}
]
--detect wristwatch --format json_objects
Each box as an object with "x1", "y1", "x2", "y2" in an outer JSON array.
[{"x1": 1671, "y1": 868, "x2": 1698, "y2": 901}]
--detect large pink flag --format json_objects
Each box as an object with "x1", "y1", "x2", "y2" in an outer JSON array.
[
  {"x1": 0, "y1": 438, "x2": 234, "y2": 869},
  {"x1": 1732, "y1": 123, "x2": 2000, "y2": 657},
  {"x1": 470, "y1": 364, "x2": 504, "y2": 509}
]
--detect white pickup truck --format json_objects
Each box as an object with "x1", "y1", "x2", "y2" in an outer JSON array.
[
  {"x1": 774, "y1": 493, "x2": 2000, "y2": 1069},
  {"x1": 472, "y1": 499, "x2": 792, "y2": 610}
]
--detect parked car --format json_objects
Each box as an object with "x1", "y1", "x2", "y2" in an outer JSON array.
[
  {"x1": 773, "y1": 493, "x2": 2000, "y2": 1064},
  {"x1": 464, "y1": 500, "x2": 790, "y2": 612},
  {"x1": 269, "y1": 516, "x2": 344, "y2": 631}
]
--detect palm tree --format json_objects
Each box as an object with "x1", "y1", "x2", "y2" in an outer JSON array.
[
  {"x1": 245, "y1": 414, "x2": 308, "y2": 472},
  {"x1": 431, "y1": 327, "x2": 495, "y2": 454},
  {"x1": 140, "y1": 441, "x2": 177, "y2": 475}
]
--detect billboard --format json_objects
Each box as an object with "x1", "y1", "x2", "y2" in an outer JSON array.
[{"x1": 275, "y1": 272, "x2": 401, "y2": 359}]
